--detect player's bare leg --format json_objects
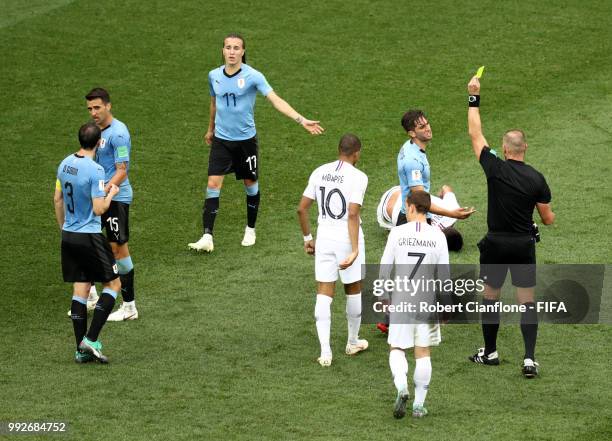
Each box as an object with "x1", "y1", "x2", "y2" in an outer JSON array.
[
  {"x1": 517, "y1": 286, "x2": 539, "y2": 377},
  {"x1": 189, "y1": 175, "x2": 224, "y2": 252},
  {"x1": 242, "y1": 178, "x2": 258, "y2": 247},
  {"x1": 412, "y1": 346, "x2": 431, "y2": 417},
  {"x1": 389, "y1": 346, "x2": 409, "y2": 418},
  {"x1": 344, "y1": 281, "x2": 368, "y2": 355},
  {"x1": 315, "y1": 282, "x2": 335, "y2": 366},
  {"x1": 107, "y1": 242, "x2": 138, "y2": 321}
]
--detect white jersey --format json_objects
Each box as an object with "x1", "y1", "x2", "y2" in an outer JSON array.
[
  {"x1": 381, "y1": 221, "x2": 449, "y2": 267},
  {"x1": 381, "y1": 221, "x2": 450, "y2": 332},
  {"x1": 303, "y1": 160, "x2": 368, "y2": 243}
]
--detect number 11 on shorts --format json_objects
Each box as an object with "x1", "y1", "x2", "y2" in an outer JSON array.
[{"x1": 246, "y1": 155, "x2": 257, "y2": 171}]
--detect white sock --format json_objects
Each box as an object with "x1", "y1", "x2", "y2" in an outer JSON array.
[
  {"x1": 389, "y1": 349, "x2": 408, "y2": 392},
  {"x1": 88, "y1": 285, "x2": 98, "y2": 299},
  {"x1": 314, "y1": 294, "x2": 333, "y2": 356},
  {"x1": 413, "y1": 356, "x2": 432, "y2": 407},
  {"x1": 346, "y1": 293, "x2": 362, "y2": 345},
  {"x1": 123, "y1": 300, "x2": 136, "y2": 308}
]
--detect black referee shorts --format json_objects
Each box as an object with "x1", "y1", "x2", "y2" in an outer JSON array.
[
  {"x1": 478, "y1": 233, "x2": 536, "y2": 289},
  {"x1": 61, "y1": 231, "x2": 119, "y2": 283},
  {"x1": 208, "y1": 136, "x2": 259, "y2": 181}
]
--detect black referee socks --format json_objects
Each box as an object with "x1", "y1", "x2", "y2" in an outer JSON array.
[
  {"x1": 481, "y1": 298, "x2": 500, "y2": 356},
  {"x1": 521, "y1": 302, "x2": 538, "y2": 360}
]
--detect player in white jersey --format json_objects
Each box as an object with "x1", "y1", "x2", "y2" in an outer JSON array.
[
  {"x1": 297, "y1": 134, "x2": 369, "y2": 367},
  {"x1": 379, "y1": 190, "x2": 449, "y2": 419},
  {"x1": 376, "y1": 184, "x2": 464, "y2": 251}
]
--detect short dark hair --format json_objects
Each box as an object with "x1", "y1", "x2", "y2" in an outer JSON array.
[
  {"x1": 223, "y1": 33, "x2": 247, "y2": 63},
  {"x1": 401, "y1": 109, "x2": 426, "y2": 133},
  {"x1": 338, "y1": 133, "x2": 362, "y2": 156},
  {"x1": 85, "y1": 87, "x2": 110, "y2": 103},
  {"x1": 442, "y1": 227, "x2": 463, "y2": 252},
  {"x1": 79, "y1": 122, "x2": 101, "y2": 150},
  {"x1": 406, "y1": 190, "x2": 431, "y2": 214}
]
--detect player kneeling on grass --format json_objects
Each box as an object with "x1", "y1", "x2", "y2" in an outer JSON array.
[
  {"x1": 380, "y1": 190, "x2": 450, "y2": 419},
  {"x1": 54, "y1": 122, "x2": 122, "y2": 363},
  {"x1": 297, "y1": 134, "x2": 369, "y2": 367}
]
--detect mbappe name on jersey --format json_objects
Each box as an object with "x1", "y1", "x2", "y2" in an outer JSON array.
[{"x1": 321, "y1": 173, "x2": 344, "y2": 184}]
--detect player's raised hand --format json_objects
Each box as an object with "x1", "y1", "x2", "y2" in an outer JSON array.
[
  {"x1": 304, "y1": 239, "x2": 315, "y2": 255},
  {"x1": 451, "y1": 206, "x2": 476, "y2": 220},
  {"x1": 339, "y1": 250, "x2": 358, "y2": 270},
  {"x1": 301, "y1": 119, "x2": 325, "y2": 135},
  {"x1": 468, "y1": 76, "x2": 481, "y2": 95},
  {"x1": 204, "y1": 130, "x2": 214, "y2": 145}
]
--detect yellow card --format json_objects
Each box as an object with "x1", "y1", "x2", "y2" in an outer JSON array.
[{"x1": 475, "y1": 66, "x2": 485, "y2": 78}]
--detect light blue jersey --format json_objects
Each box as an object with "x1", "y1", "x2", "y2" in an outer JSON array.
[
  {"x1": 96, "y1": 118, "x2": 133, "y2": 203},
  {"x1": 57, "y1": 154, "x2": 106, "y2": 233},
  {"x1": 209, "y1": 63, "x2": 273, "y2": 141},
  {"x1": 397, "y1": 140, "x2": 430, "y2": 214}
]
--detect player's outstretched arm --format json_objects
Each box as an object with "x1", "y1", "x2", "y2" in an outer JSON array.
[
  {"x1": 297, "y1": 196, "x2": 315, "y2": 254},
  {"x1": 339, "y1": 203, "x2": 360, "y2": 270},
  {"x1": 266, "y1": 91, "x2": 324, "y2": 135},
  {"x1": 53, "y1": 183, "x2": 64, "y2": 229},
  {"x1": 429, "y1": 201, "x2": 476, "y2": 220},
  {"x1": 467, "y1": 76, "x2": 489, "y2": 160}
]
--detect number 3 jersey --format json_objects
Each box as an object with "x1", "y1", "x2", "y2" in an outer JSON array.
[
  {"x1": 303, "y1": 160, "x2": 368, "y2": 243},
  {"x1": 56, "y1": 154, "x2": 106, "y2": 233}
]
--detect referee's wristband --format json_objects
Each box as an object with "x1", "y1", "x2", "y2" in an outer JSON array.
[
  {"x1": 303, "y1": 234, "x2": 313, "y2": 242},
  {"x1": 468, "y1": 95, "x2": 480, "y2": 107}
]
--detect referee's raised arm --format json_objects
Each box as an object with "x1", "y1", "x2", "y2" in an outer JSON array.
[{"x1": 467, "y1": 76, "x2": 489, "y2": 160}]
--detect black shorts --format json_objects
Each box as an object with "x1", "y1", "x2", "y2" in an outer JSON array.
[
  {"x1": 61, "y1": 231, "x2": 119, "y2": 283},
  {"x1": 101, "y1": 201, "x2": 130, "y2": 244},
  {"x1": 478, "y1": 233, "x2": 536, "y2": 289},
  {"x1": 208, "y1": 136, "x2": 259, "y2": 180}
]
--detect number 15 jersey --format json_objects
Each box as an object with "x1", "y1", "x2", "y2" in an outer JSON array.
[{"x1": 303, "y1": 160, "x2": 368, "y2": 243}]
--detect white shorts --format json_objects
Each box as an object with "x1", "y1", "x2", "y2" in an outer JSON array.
[
  {"x1": 315, "y1": 238, "x2": 365, "y2": 284},
  {"x1": 387, "y1": 323, "x2": 441, "y2": 349},
  {"x1": 377, "y1": 186, "x2": 402, "y2": 230}
]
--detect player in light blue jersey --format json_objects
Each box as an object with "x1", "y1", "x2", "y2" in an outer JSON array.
[
  {"x1": 189, "y1": 33, "x2": 325, "y2": 253},
  {"x1": 396, "y1": 109, "x2": 474, "y2": 226},
  {"x1": 54, "y1": 122, "x2": 120, "y2": 363},
  {"x1": 86, "y1": 88, "x2": 138, "y2": 321}
]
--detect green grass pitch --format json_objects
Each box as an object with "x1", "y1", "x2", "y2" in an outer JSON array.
[{"x1": 1, "y1": 1, "x2": 611, "y2": 440}]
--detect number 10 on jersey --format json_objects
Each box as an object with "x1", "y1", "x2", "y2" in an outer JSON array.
[{"x1": 318, "y1": 187, "x2": 347, "y2": 220}]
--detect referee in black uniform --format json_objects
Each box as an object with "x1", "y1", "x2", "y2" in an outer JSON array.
[{"x1": 465, "y1": 75, "x2": 555, "y2": 378}]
